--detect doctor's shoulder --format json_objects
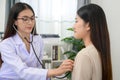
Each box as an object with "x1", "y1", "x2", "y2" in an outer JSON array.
[
  {"x1": 0, "y1": 37, "x2": 15, "y2": 50},
  {"x1": 33, "y1": 34, "x2": 44, "y2": 43}
]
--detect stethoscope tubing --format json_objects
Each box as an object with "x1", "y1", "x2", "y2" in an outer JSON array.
[{"x1": 25, "y1": 35, "x2": 70, "y2": 79}]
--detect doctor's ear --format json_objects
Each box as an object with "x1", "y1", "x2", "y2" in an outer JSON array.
[{"x1": 14, "y1": 20, "x2": 18, "y2": 26}]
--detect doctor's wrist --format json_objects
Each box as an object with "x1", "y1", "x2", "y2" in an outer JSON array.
[{"x1": 47, "y1": 69, "x2": 58, "y2": 78}]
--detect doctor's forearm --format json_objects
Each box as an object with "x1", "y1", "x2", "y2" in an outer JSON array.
[
  {"x1": 47, "y1": 69, "x2": 59, "y2": 78},
  {"x1": 47, "y1": 59, "x2": 73, "y2": 78}
]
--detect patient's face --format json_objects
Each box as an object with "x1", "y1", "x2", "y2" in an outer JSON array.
[{"x1": 73, "y1": 15, "x2": 90, "y2": 40}]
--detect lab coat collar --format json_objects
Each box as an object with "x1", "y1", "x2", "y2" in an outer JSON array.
[{"x1": 13, "y1": 33, "x2": 36, "y2": 45}]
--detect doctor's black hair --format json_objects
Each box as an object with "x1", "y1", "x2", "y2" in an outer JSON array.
[{"x1": 3, "y1": 2, "x2": 37, "y2": 40}]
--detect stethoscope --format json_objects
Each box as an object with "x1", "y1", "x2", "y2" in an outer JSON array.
[
  {"x1": 13, "y1": 24, "x2": 45, "y2": 69},
  {"x1": 25, "y1": 35, "x2": 70, "y2": 79},
  {"x1": 13, "y1": 25, "x2": 70, "y2": 79},
  {"x1": 24, "y1": 36, "x2": 45, "y2": 69}
]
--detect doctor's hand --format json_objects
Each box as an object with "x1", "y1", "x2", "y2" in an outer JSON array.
[{"x1": 47, "y1": 59, "x2": 74, "y2": 78}]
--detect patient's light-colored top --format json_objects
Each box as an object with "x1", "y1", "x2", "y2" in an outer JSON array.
[{"x1": 72, "y1": 44, "x2": 102, "y2": 80}]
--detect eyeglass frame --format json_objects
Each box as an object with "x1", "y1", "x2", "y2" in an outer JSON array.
[{"x1": 17, "y1": 16, "x2": 37, "y2": 24}]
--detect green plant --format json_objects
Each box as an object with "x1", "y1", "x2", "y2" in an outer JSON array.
[{"x1": 61, "y1": 28, "x2": 85, "y2": 80}]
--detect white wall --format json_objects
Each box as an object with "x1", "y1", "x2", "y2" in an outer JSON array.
[
  {"x1": 0, "y1": 0, "x2": 120, "y2": 79},
  {"x1": 91, "y1": 0, "x2": 120, "y2": 80},
  {"x1": 0, "y1": 0, "x2": 6, "y2": 32}
]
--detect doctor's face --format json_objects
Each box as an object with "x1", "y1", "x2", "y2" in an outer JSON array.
[
  {"x1": 73, "y1": 15, "x2": 90, "y2": 40},
  {"x1": 15, "y1": 9, "x2": 35, "y2": 35}
]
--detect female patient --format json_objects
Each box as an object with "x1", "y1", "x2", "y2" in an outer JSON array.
[
  {"x1": 0, "y1": 2, "x2": 73, "y2": 80},
  {"x1": 72, "y1": 4, "x2": 112, "y2": 80}
]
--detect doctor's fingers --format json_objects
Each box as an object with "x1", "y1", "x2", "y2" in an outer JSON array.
[
  {"x1": 62, "y1": 59, "x2": 74, "y2": 65},
  {"x1": 60, "y1": 64, "x2": 73, "y2": 72},
  {"x1": 60, "y1": 62, "x2": 73, "y2": 71}
]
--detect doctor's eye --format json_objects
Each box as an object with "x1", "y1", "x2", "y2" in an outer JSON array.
[
  {"x1": 17, "y1": 17, "x2": 29, "y2": 21},
  {"x1": 17, "y1": 16, "x2": 36, "y2": 23},
  {"x1": 21, "y1": 17, "x2": 28, "y2": 21}
]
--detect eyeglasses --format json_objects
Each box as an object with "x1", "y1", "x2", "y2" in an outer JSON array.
[{"x1": 17, "y1": 16, "x2": 37, "y2": 24}]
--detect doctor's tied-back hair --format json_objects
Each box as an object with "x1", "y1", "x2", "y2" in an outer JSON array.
[
  {"x1": 3, "y1": 2, "x2": 37, "y2": 40},
  {"x1": 77, "y1": 4, "x2": 112, "y2": 80}
]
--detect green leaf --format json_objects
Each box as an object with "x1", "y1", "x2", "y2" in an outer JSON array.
[
  {"x1": 66, "y1": 72, "x2": 72, "y2": 80},
  {"x1": 61, "y1": 27, "x2": 85, "y2": 80},
  {"x1": 61, "y1": 37, "x2": 75, "y2": 44},
  {"x1": 67, "y1": 28, "x2": 74, "y2": 31},
  {"x1": 63, "y1": 51, "x2": 76, "y2": 55}
]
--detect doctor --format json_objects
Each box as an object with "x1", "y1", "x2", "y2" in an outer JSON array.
[{"x1": 0, "y1": 2, "x2": 73, "y2": 80}]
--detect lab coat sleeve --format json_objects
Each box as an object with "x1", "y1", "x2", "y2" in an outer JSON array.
[
  {"x1": 0, "y1": 40, "x2": 48, "y2": 80},
  {"x1": 72, "y1": 54, "x2": 93, "y2": 80}
]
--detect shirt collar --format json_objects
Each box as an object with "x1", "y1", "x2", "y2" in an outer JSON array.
[{"x1": 12, "y1": 33, "x2": 38, "y2": 45}]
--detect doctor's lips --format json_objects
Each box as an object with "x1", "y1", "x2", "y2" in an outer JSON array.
[{"x1": 26, "y1": 27, "x2": 33, "y2": 30}]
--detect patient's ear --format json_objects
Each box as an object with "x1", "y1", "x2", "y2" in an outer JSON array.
[{"x1": 86, "y1": 22, "x2": 90, "y2": 31}]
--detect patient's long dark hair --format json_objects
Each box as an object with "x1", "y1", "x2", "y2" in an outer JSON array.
[{"x1": 77, "y1": 4, "x2": 112, "y2": 80}]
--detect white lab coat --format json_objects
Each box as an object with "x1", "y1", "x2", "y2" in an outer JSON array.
[{"x1": 0, "y1": 33, "x2": 49, "y2": 80}]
